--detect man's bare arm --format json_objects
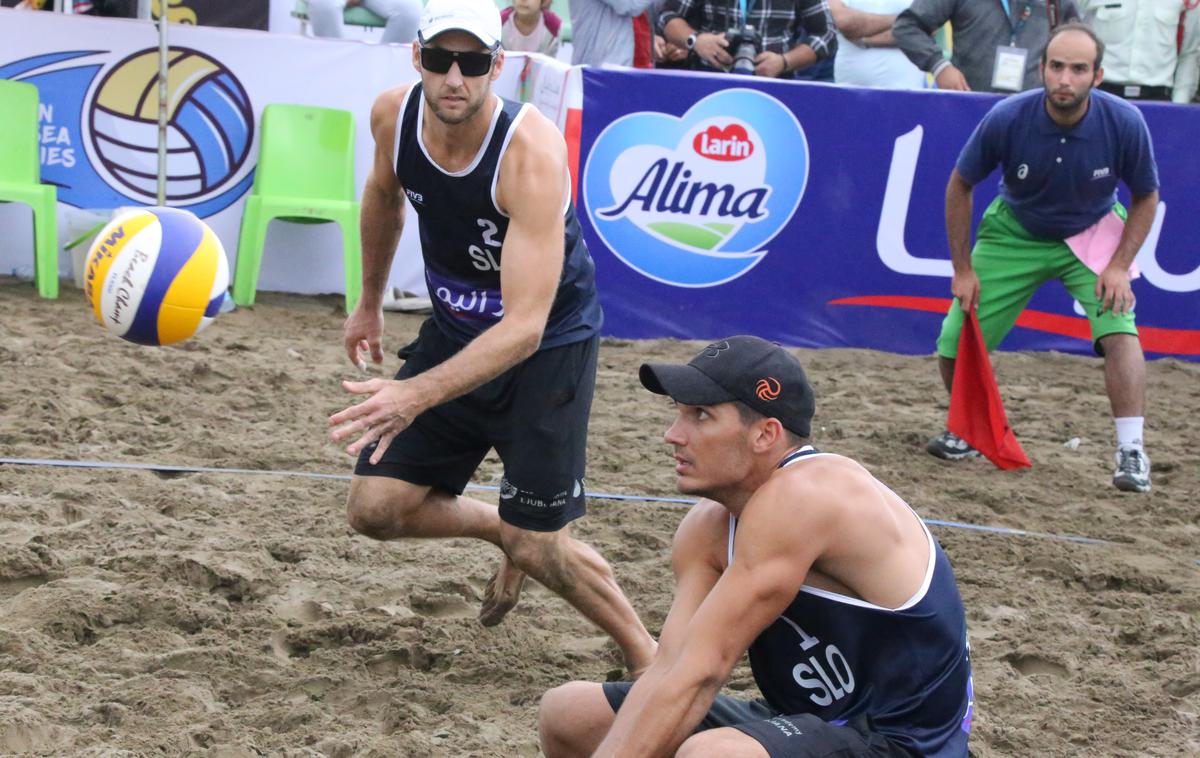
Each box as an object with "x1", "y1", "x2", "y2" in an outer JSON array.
[
  {"x1": 343, "y1": 86, "x2": 409, "y2": 368},
  {"x1": 857, "y1": 28, "x2": 897, "y2": 47},
  {"x1": 593, "y1": 478, "x2": 837, "y2": 756},
  {"x1": 399, "y1": 111, "x2": 565, "y2": 403},
  {"x1": 359, "y1": 88, "x2": 408, "y2": 310},
  {"x1": 945, "y1": 168, "x2": 979, "y2": 312},
  {"x1": 829, "y1": 0, "x2": 897, "y2": 40},
  {"x1": 330, "y1": 110, "x2": 569, "y2": 460},
  {"x1": 1097, "y1": 190, "x2": 1158, "y2": 314}
]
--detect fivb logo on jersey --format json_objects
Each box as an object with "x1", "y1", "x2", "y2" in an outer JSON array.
[{"x1": 583, "y1": 89, "x2": 809, "y2": 287}]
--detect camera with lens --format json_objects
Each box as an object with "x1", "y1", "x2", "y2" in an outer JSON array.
[{"x1": 724, "y1": 24, "x2": 762, "y2": 75}]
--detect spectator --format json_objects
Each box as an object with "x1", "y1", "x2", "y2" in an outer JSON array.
[
  {"x1": 1080, "y1": 0, "x2": 1200, "y2": 103},
  {"x1": 792, "y1": 46, "x2": 836, "y2": 80},
  {"x1": 501, "y1": 0, "x2": 563, "y2": 55},
  {"x1": 894, "y1": 0, "x2": 1079, "y2": 92},
  {"x1": 927, "y1": 23, "x2": 1160, "y2": 494},
  {"x1": 309, "y1": 0, "x2": 422, "y2": 44},
  {"x1": 657, "y1": 0, "x2": 836, "y2": 77},
  {"x1": 830, "y1": 0, "x2": 926, "y2": 87},
  {"x1": 654, "y1": 33, "x2": 693, "y2": 66},
  {"x1": 569, "y1": 0, "x2": 655, "y2": 65},
  {"x1": 650, "y1": 0, "x2": 693, "y2": 67}
]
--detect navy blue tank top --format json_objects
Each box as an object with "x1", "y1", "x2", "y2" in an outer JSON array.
[
  {"x1": 394, "y1": 84, "x2": 602, "y2": 348},
  {"x1": 734, "y1": 447, "x2": 973, "y2": 757}
]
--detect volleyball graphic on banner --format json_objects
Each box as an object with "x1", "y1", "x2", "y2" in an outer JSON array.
[
  {"x1": 88, "y1": 47, "x2": 254, "y2": 204},
  {"x1": 84, "y1": 207, "x2": 229, "y2": 346}
]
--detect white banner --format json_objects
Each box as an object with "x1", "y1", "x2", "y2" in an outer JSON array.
[{"x1": 0, "y1": 9, "x2": 539, "y2": 298}]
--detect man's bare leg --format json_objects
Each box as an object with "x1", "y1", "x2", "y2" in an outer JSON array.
[
  {"x1": 480, "y1": 555, "x2": 526, "y2": 626},
  {"x1": 501, "y1": 522, "x2": 658, "y2": 676},
  {"x1": 1099, "y1": 333, "x2": 1146, "y2": 418},
  {"x1": 938, "y1": 355, "x2": 955, "y2": 394},
  {"x1": 347, "y1": 476, "x2": 526, "y2": 625},
  {"x1": 539, "y1": 681, "x2": 618, "y2": 758}
]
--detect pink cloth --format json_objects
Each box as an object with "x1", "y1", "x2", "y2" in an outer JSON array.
[{"x1": 1064, "y1": 210, "x2": 1140, "y2": 279}]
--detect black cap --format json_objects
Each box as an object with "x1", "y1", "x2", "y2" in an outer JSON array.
[{"x1": 640, "y1": 336, "x2": 815, "y2": 438}]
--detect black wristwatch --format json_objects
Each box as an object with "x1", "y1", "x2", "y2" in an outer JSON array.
[{"x1": 686, "y1": 32, "x2": 698, "y2": 50}]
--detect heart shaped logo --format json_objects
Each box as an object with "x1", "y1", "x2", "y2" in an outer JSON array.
[
  {"x1": 693, "y1": 124, "x2": 754, "y2": 161},
  {"x1": 584, "y1": 88, "x2": 808, "y2": 287}
]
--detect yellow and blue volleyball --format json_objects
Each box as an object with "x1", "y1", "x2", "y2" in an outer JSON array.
[{"x1": 84, "y1": 207, "x2": 229, "y2": 346}]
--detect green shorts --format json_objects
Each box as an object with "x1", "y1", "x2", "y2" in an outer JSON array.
[{"x1": 936, "y1": 198, "x2": 1139, "y2": 359}]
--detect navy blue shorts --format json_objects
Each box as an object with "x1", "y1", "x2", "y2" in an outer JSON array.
[
  {"x1": 354, "y1": 318, "x2": 598, "y2": 532},
  {"x1": 601, "y1": 682, "x2": 912, "y2": 758}
]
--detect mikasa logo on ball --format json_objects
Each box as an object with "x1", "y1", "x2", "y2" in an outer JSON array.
[{"x1": 84, "y1": 207, "x2": 229, "y2": 346}]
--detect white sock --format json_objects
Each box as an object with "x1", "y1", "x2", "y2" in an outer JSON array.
[{"x1": 1115, "y1": 417, "x2": 1144, "y2": 450}]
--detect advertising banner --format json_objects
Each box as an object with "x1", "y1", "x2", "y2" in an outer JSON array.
[
  {"x1": 155, "y1": 0, "x2": 271, "y2": 31},
  {"x1": 0, "y1": 1, "x2": 269, "y2": 28},
  {"x1": 579, "y1": 68, "x2": 1200, "y2": 359},
  {"x1": 0, "y1": 9, "x2": 526, "y2": 296}
]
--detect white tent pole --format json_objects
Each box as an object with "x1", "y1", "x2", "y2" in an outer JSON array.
[{"x1": 156, "y1": 4, "x2": 168, "y2": 206}]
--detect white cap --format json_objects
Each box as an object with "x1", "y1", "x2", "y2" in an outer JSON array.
[{"x1": 418, "y1": 0, "x2": 503, "y2": 49}]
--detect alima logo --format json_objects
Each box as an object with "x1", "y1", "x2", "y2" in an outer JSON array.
[
  {"x1": 701, "y1": 340, "x2": 730, "y2": 358},
  {"x1": 584, "y1": 89, "x2": 809, "y2": 287},
  {"x1": 756, "y1": 377, "x2": 781, "y2": 401},
  {"x1": 694, "y1": 125, "x2": 753, "y2": 162}
]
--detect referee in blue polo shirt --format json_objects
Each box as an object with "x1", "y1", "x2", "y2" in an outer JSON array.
[{"x1": 926, "y1": 22, "x2": 1160, "y2": 493}]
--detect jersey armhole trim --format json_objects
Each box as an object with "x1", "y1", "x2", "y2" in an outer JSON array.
[
  {"x1": 737, "y1": 447, "x2": 938, "y2": 613},
  {"x1": 491, "y1": 102, "x2": 532, "y2": 218},
  {"x1": 393, "y1": 85, "x2": 417, "y2": 179}
]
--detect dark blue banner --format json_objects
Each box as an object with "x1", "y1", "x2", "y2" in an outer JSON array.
[{"x1": 577, "y1": 68, "x2": 1200, "y2": 359}]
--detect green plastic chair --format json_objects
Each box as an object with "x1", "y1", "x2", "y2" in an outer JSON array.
[
  {"x1": 233, "y1": 104, "x2": 362, "y2": 313},
  {"x1": 0, "y1": 79, "x2": 58, "y2": 299},
  {"x1": 292, "y1": 0, "x2": 387, "y2": 32}
]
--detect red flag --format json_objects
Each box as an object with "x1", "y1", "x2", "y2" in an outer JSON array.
[{"x1": 947, "y1": 311, "x2": 1031, "y2": 469}]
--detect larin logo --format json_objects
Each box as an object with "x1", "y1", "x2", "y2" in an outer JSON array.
[{"x1": 693, "y1": 125, "x2": 754, "y2": 161}]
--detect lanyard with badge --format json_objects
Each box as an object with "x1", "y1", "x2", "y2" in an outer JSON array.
[
  {"x1": 992, "y1": 0, "x2": 1062, "y2": 91},
  {"x1": 736, "y1": 0, "x2": 756, "y2": 27},
  {"x1": 991, "y1": 0, "x2": 1032, "y2": 91}
]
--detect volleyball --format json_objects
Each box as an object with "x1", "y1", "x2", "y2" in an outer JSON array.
[{"x1": 84, "y1": 207, "x2": 229, "y2": 346}]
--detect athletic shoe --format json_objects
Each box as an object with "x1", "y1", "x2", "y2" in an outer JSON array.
[
  {"x1": 1113, "y1": 447, "x2": 1151, "y2": 493},
  {"x1": 926, "y1": 431, "x2": 981, "y2": 461}
]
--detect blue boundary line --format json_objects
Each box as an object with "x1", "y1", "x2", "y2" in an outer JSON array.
[{"x1": 0, "y1": 456, "x2": 1116, "y2": 547}]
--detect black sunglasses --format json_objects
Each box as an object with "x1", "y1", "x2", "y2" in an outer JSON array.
[{"x1": 419, "y1": 46, "x2": 497, "y2": 77}]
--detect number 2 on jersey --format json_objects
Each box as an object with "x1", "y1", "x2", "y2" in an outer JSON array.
[{"x1": 468, "y1": 218, "x2": 502, "y2": 271}]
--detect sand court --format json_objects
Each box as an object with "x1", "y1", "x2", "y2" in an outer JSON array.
[{"x1": 1, "y1": 279, "x2": 1197, "y2": 756}]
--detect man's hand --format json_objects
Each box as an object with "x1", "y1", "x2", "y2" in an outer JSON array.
[
  {"x1": 935, "y1": 65, "x2": 971, "y2": 91},
  {"x1": 329, "y1": 378, "x2": 424, "y2": 463},
  {"x1": 694, "y1": 32, "x2": 732, "y2": 69},
  {"x1": 1096, "y1": 263, "x2": 1135, "y2": 315},
  {"x1": 343, "y1": 304, "x2": 385, "y2": 371},
  {"x1": 753, "y1": 50, "x2": 788, "y2": 77},
  {"x1": 656, "y1": 35, "x2": 690, "y2": 62},
  {"x1": 952, "y1": 266, "x2": 980, "y2": 313}
]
